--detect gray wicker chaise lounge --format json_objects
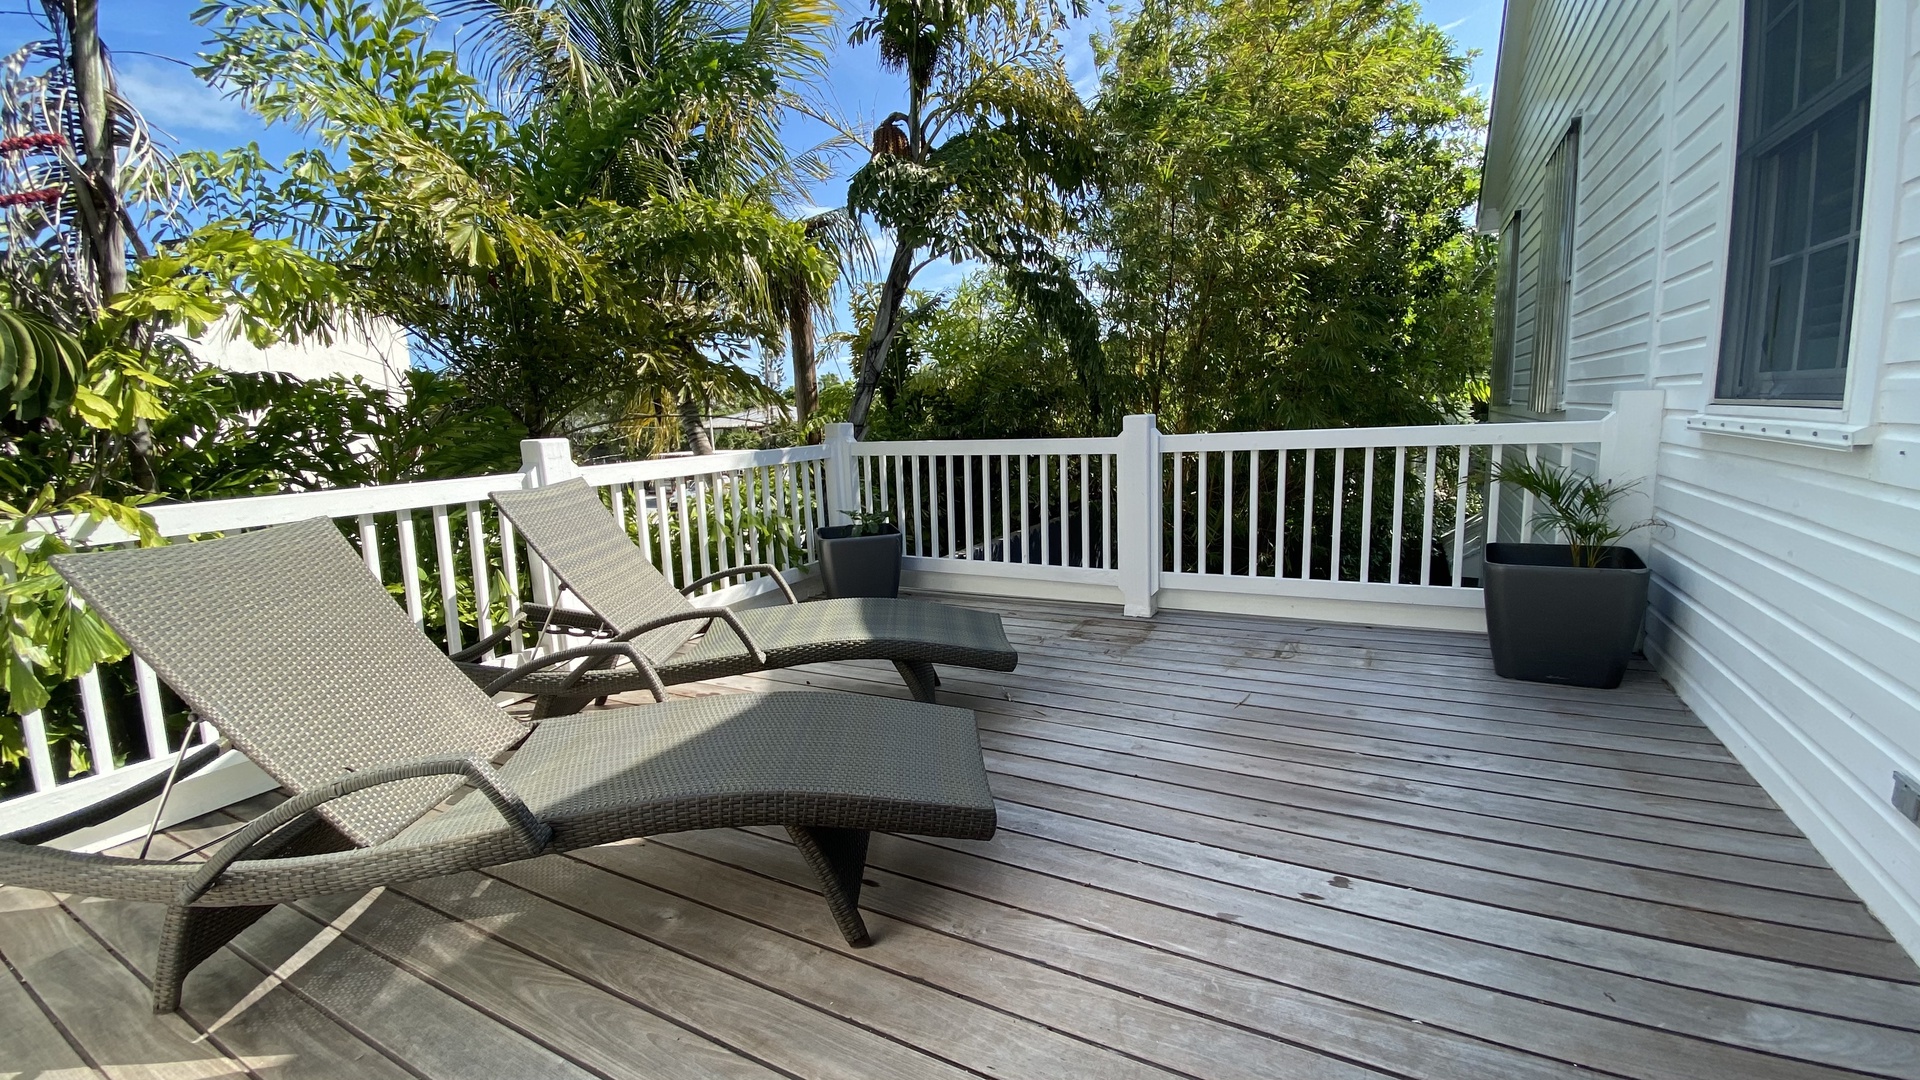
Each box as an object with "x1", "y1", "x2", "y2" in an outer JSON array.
[
  {"x1": 0, "y1": 518, "x2": 997, "y2": 1013},
  {"x1": 464, "y1": 478, "x2": 1018, "y2": 715}
]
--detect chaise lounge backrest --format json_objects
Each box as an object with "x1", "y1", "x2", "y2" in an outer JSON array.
[
  {"x1": 52, "y1": 519, "x2": 527, "y2": 845},
  {"x1": 491, "y1": 478, "x2": 706, "y2": 660}
]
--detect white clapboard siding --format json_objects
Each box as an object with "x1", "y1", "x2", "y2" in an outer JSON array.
[{"x1": 1481, "y1": 0, "x2": 1920, "y2": 962}]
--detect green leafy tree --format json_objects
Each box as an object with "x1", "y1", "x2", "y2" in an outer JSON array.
[
  {"x1": 845, "y1": 270, "x2": 1092, "y2": 440},
  {"x1": 1088, "y1": 0, "x2": 1491, "y2": 434},
  {"x1": 841, "y1": 0, "x2": 1098, "y2": 437},
  {"x1": 196, "y1": 0, "x2": 842, "y2": 449}
]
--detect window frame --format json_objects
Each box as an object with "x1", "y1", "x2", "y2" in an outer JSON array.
[
  {"x1": 1491, "y1": 209, "x2": 1523, "y2": 406},
  {"x1": 1700, "y1": 0, "x2": 1905, "y2": 445},
  {"x1": 1530, "y1": 121, "x2": 1580, "y2": 416}
]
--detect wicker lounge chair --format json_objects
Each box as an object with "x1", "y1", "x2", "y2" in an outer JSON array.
[
  {"x1": 466, "y1": 478, "x2": 1018, "y2": 715},
  {"x1": 0, "y1": 518, "x2": 996, "y2": 1013}
]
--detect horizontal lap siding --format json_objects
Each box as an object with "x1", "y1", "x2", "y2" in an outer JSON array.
[{"x1": 1486, "y1": 0, "x2": 1920, "y2": 959}]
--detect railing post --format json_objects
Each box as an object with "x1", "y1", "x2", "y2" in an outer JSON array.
[
  {"x1": 1594, "y1": 389, "x2": 1665, "y2": 561},
  {"x1": 517, "y1": 438, "x2": 578, "y2": 611},
  {"x1": 823, "y1": 423, "x2": 856, "y2": 527},
  {"x1": 519, "y1": 437, "x2": 579, "y2": 488},
  {"x1": 1117, "y1": 414, "x2": 1162, "y2": 617}
]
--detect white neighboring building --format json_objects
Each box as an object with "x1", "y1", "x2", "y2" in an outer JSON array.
[
  {"x1": 1481, "y1": 0, "x2": 1920, "y2": 958},
  {"x1": 186, "y1": 314, "x2": 410, "y2": 392}
]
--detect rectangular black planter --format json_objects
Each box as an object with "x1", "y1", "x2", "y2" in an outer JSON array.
[
  {"x1": 1482, "y1": 542, "x2": 1649, "y2": 689},
  {"x1": 815, "y1": 524, "x2": 903, "y2": 599}
]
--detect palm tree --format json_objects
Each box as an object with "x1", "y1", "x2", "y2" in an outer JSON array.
[
  {"x1": 774, "y1": 207, "x2": 871, "y2": 435},
  {"x1": 841, "y1": 0, "x2": 1096, "y2": 437}
]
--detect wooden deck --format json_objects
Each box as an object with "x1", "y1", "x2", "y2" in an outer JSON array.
[{"x1": 5, "y1": 598, "x2": 1920, "y2": 1080}]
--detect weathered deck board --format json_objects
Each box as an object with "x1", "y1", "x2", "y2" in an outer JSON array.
[{"x1": 3, "y1": 598, "x2": 1918, "y2": 1080}]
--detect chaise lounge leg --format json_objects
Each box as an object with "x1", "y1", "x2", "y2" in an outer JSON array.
[
  {"x1": 151, "y1": 903, "x2": 276, "y2": 1013},
  {"x1": 786, "y1": 825, "x2": 872, "y2": 947},
  {"x1": 892, "y1": 660, "x2": 939, "y2": 703}
]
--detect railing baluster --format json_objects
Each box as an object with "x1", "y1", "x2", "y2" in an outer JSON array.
[
  {"x1": 1453, "y1": 444, "x2": 1472, "y2": 588},
  {"x1": 78, "y1": 670, "x2": 114, "y2": 775},
  {"x1": 653, "y1": 478, "x2": 674, "y2": 576},
  {"x1": 1486, "y1": 454, "x2": 1503, "y2": 551},
  {"x1": 395, "y1": 511, "x2": 425, "y2": 624},
  {"x1": 1523, "y1": 443, "x2": 1540, "y2": 542},
  {"x1": 1197, "y1": 451, "x2": 1212, "y2": 575},
  {"x1": 1000, "y1": 454, "x2": 1013, "y2": 562},
  {"x1": 1300, "y1": 449, "x2": 1315, "y2": 580},
  {"x1": 697, "y1": 478, "x2": 717, "y2": 586},
  {"x1": 1058, "y1": 454, "x2": 1071, "y2": 568},
  {"x1": 1221, "y1": 451, "x2": 1234, "y2": 575},
  {"x1": 466, "y1": 502, "x2": 494, "y2": 640},
  {"x1": 1044, "y1": 451, "x2": 1059, "y2": 568},
  {"x1": 356, "y1": 514, "x2": 381, "y2": 579},
  {"x1": 1360, "y1": 449, "x2": 1376, "y2": 584},
  {"x1": 20, "y1": 710, "x2": 53, "y2": 791},
  {"x1": 965, "y1": 454, "x2": 979, "y2": 560},
  {"x1": 431, "y1": 505, "x2": 460, "y2": 651},
  {"x1": 1020, "y1": 454, "x2": 1034, "y2": 563},
  {"x1": 1420, "y1": 446, "x2": 1439, "y2": 587},
  {"x1": 608, "y1": 484, "x2": 626, "y2": 534},
  {"x1": 675, "y1": 478, "x2": 695, "y2": 589},
  {"x1": 1171, "y1": 451, "x2": 1184, "y2": 573},
  {"x1": 1391, "y1": 446, "x2": 1407, "y2": 584},
  {"x1": 1247, "y1": 450, "x2": 1260, "y2": 577},
  {"x1": 1331, "y1": 448, "x2": 1345, "y2": 583},
  {"x1": 135, "y1": 659, "x2": 168, "y2": 757},
  {"x1": 908, "y1": 456, "x2": 924, "y2": 556},
  {"x1": 1103, "y1": 453, "x2": 1115, "y2": 571},
  {"x1": 500, "y1": 518, "x2": 524, "y2": 627},
  {"x1": 1274, "y1": 449, "x2": 1287, "y2": 578}
]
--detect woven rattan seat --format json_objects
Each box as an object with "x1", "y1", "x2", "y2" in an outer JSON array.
[
  {"x1": 2, "y1": 519, "x2": 996, "y2": 1014},
  {"x1": 468, "y1": 479, "x2": 1018, "y2": 713}
]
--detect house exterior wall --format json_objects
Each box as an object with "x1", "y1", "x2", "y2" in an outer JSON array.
[{"x1": 1481, "y1": 0, "x2": 1920, "y2": 958}]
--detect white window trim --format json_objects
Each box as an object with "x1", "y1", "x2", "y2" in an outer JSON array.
[{"x1": 1693, "y1": 0, "x2": 1908, "y2": 450}]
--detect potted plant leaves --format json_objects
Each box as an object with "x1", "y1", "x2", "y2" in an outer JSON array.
[
  {"x1": 1483, "y1": 460, "x2": 1663, "y2": 689},
  {"x1": 814, "y1": 508, "x2": 903, "y2": 599}
]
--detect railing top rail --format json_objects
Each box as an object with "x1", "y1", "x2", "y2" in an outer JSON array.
[
  {"x1": 578, "y1": 444, "x2": 829, "y2": 486},
  {"x1": 1158, "y1": 419, "x2": 1606, "y2": 452},
  {"x1": 58, "y1": 471, "x2": 527, "y2": 547},
  {"x1": 852, "y1": 435, "x2": 1122, "y2": 456}
]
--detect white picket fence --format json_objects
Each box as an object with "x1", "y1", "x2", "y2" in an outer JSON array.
[{"x1": 2, "y1": 391, "x2": 1663, "y2": 828}]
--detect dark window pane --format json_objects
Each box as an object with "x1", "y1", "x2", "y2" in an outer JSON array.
[
  {"x1": 1800, "y1": 1, "x2": 1841, "y2": 104},
  {"x1": 1797, "y1": 243, "x2": 1852, "y2": 371},
  {"x1": 1842, "y1": 0, "x2": 1874, "y2": 74},
  {"x1": 1759, "y1": 256, "x2": 1805, "y2": 373},
  {"x1": 1769, "y1": 137, "x2": 1812, "y2": 252},
  {"x1": 1766, "y1": 0, "x2": 1793, "y2": 22},
  {"x1": 1761, "y1": 12, "x2": 1799, "y2": 130},
  {"x1": 1808, "y1": 101, "x2": 1863, "y2": 245}
]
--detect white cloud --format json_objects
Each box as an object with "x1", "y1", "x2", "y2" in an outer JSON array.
[{"x1": 113, "y1": 56, "x2": 260, "y2": 143}]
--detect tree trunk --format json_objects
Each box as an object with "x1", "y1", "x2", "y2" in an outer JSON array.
[
  {"x1": 847, "y1": 242, "x2": 917, "y2": 439},
  {"x1": 789, "y1": 287, "x2": 819, "y2": 441},
  {"x1": 66, "y1": 0, "x2": 125, "y2": 302},
  {"x1": 677, "y1": 393, "x2": 714, "y2": 455},
  {"x1": 65, "y1": 1, "x2": 154, "y2": 488}
]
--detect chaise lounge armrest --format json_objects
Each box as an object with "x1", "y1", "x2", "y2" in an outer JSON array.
[
  {"x1": 481, "y1": 641, "x2": 668, "y2": 702},
  {"x1": 611, "y1": 607, "x2": 769, "y2": 666},
  {"x1": 0, "y1": 755, "x2": 550, "y2": 909},
  {"x1": 447, "y1": 603, "x2": 615, "y2": 662},
  {"x1": 179, "y1": 754, "x2": 549, "y2": 905},
  {"x1": 679, "y1": 564, "x2": 799, "y2": 605}
]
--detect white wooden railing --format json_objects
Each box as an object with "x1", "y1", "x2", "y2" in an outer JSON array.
[
  {"x1": 2, "y1": 442, "x2": 829, "y2": 837},
  {"x1": 3, "y1": 390, "x2": 1663, "y2": 827}
]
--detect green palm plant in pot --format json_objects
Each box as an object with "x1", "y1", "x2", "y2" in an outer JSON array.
[
  {"x1": 814, "y1": 507, "x2": 903, "y2": 598},
  {"x1": 1483, "y1": 459, "x2": 1664, "y2": 688}
]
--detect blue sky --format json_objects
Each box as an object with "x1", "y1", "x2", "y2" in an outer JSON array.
[{"x1": 3, "y1": 0, "x2": 1507, "y2": 383}]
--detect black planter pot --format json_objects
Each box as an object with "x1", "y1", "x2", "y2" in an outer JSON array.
[
  {"x1": 815, "y1": 524, "x2": 903, "y2": 599},
  {"x1": 1482, "y1": 542, "x2": 1649, "y2": 689}
]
